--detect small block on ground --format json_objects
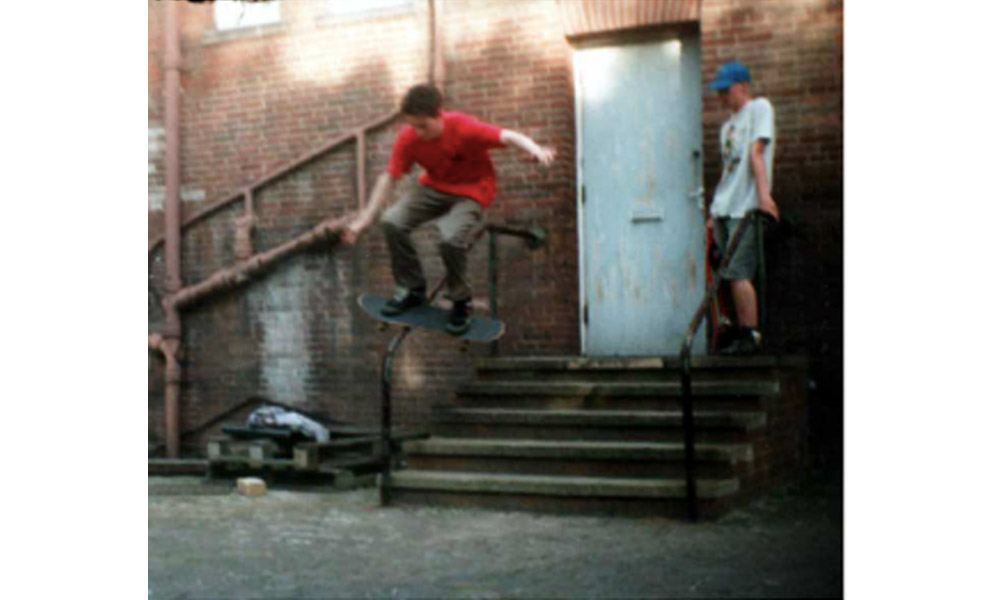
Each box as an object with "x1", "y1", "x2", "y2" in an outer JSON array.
[{"x1": 237, "y1": 477, "x2": 267, "y2": 497}]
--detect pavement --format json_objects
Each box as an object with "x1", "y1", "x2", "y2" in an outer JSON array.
[{"x1": 148, "y1": 472, "x2": 842, "y2": 599}]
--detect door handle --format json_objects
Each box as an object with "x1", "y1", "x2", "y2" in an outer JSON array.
[
  {"x1": 688, "y1": 149, "x2": 704, "y2": 207},
  {"x1": 631, "y1": 209, "x2": 664, "y2": 223}
]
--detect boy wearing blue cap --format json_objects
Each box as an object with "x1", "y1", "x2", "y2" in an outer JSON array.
[{"x1": 707, "y1": 61, "x2": 778, "y2": 354}]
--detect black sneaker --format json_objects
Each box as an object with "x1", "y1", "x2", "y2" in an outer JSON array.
[
  {"x1": 381, "y1": 287, "x2": 426, "y2": 316},
  {"x1": 719, "y1": 328, "x2": 763, "y2": 355},
  {"x1": 445, "y1": 300, "x2": 472, "y2": 335}
]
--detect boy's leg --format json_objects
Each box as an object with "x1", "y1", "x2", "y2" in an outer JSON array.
[
  {"x1": 436, "y1": 197, "x2": 484, "y2": 302},
  {"x1": 381, "y1": 186, "x2": 452, "y2": 293},
  {"x1": 730, "y1": 278, "x2": 758, "y2": 328},
  {"x1": 714, "y1": 217, "x2": 762, "y2": 353}
]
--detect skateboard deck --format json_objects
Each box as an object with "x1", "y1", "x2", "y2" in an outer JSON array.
[{"x1": 358, "y1": 294, "x2": 505, "y2": 343}]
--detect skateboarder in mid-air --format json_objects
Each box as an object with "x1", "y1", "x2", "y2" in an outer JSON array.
[{"x1": 342, "y1": 83, "x2": 556, "y2": 334}]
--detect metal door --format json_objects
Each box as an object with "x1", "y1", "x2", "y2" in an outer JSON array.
[{"x1": 575, "y1": 37, "x2": 704, "y2": 356}]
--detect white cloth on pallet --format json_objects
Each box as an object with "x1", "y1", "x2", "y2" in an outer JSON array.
[{"x1": 246, "y1": 406, "x2": 330, "y2": 442}]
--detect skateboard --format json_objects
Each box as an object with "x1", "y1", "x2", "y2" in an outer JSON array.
[{"x1": 357, "y1": 293, "x2": 505, "y2": 349}]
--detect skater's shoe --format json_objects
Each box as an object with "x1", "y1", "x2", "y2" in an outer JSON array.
[
  {"x1": 445, "y1": 300, "x2": 472, "y2": 335},
  {"x1": 719, "y1": 327, "x2": 763, "y2": 355},
  {"x1": 381, "y1": 287, "x2": 426, "y2": 316}
]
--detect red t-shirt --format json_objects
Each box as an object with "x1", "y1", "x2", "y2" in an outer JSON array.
[{"x1": 387, "y1": 111, "x2": 505, "y2": 208}]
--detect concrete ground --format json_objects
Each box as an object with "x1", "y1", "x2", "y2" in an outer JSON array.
[{"x1": 148, "y1": 472, "x2": 842, "y2": 599}]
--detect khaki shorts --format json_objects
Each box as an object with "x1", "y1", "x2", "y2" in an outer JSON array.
[{"x1": 713, "y1": 216, "x2": 759, "y2": 280}]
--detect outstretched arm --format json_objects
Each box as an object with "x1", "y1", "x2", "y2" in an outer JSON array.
[
  {"x1": 500, "y1": 130, "x2": 556, "y2": 166},
  {"x1": 342, "y1": 171, "x2": 396, "y2": 245}
]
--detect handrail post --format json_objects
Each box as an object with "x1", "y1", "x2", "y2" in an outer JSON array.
[
  {"x1": 488, "y1": 229, "x2": 499, "y2": 356},
  {"x1": 676, "y1": 213, "x2": 755, "y2": 522},
  {"x1": 377, "y1": 273, "x2": 449, "y2": 506},
  {"x1": 379, "y1": 333, "x2": 406, "y2": 506},
  {"x1": 376, "y1": 224, "x2": 547, "y2": 505},
  {"x1": 680, "y1": 342, "x2": 698, "y2": 522},
  {"x1": 755, "y1": 213, "x2": 767, "y2": 350}
]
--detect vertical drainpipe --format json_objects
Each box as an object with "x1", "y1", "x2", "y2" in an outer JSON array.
[
  {"x1": 163, "y1": 0, "x2": 183, "y2": 458},
  {"x1": 431, "y1": 0, "x2": 445, "y2": 92}
]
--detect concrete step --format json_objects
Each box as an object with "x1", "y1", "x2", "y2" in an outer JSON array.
[
  {"x1": 148, "y1": 459, "x2": 208, "y2": 476},
  {"x1": 392, "y1": 470, "x2": 739, "y2": 498},
  {"x1": 403, "y1": 438, "x2": 751, "y2": 479},
  {"x1": 148, "y1": 476, "x2": 232, "y2": 496},
  {"x1": 435, "y1": 407, "x2": 766, "y2": 428},
  {"x1": 473, "y1": 355, "x2": 808, "y2": 383},
  {"x1": 406, "y1": 438, "x2": 752, "y2": 462},
  {"x1": 454, "y1": 380, "x2": 777, "y2": 410},
  {"x1": 430, "y1": 407, "x2": 765, "y2": 442},
  {"x1": 389, "y1": 470, "x2": 741, "y2": 518}
]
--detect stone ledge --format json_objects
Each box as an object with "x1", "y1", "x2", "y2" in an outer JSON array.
[
  {"x1": 458, "y1": 380, "x2": 780, "y2": 397},
  {"x1": 391, "y1": 470, "x2": 740, "y2": 499},
  {"x1": 434, "y1": 407, "x2": 767, "y2": 430},
  {"x1": 474, "y1": 355, "x2": 809, "y2": 372},
  {"x1": 405, "y1": 438, "x2": 753, "y2": 463}
]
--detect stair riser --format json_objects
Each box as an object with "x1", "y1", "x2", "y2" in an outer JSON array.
[
  {"x1": 389, "y1": 489, "x2": 737, "y2": 519},
  {"x1": 431, "y1": 423, "x2": 752, "y2": 443},
  {"x1": 405, "y1": 455, "x2": 744, "y2": 479},
  {"x1": 453, "y1": 394, "x2": 766, "y2": 411},
  {"x1": 475, "y1": 369, "x2": 785, "y2": 384}
]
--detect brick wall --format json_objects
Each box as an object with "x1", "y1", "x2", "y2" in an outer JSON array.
[{"x1": 149, "y1": 0, "x2": 841, "y2": 460}]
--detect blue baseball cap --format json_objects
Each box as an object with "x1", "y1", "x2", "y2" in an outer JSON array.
[{"x1": 709, "y1": 61, "x2": 751, "y2": 90}]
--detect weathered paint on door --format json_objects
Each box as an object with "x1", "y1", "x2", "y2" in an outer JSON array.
[{"x1": 575, "y1": 37, "x2": 705, "y2": 356}]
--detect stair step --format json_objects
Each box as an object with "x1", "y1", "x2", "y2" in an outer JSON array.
[
  {"x1": 453, "y1": 380, "x2": 777, "y2": 411},
  {"x1": 148, "y1": 459, "x2": 208, "y2": 476},
  {"x1": 473, "y1": 355, "x2": 807, "y2": 372},
  {"x1": 457, "y1": 380, "x2": 778, "y2": 397},
  {"x1": 434, "y1": 408, "x2": 766, "y2": 429},
  {"x1": 390, "y1": 470, "x2": 739, "y2": 499},
  {"x1": 405, "y1": 438, "x2": 752, "y2": 463}
]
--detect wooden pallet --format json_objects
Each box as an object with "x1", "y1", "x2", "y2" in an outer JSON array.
[{"x1": 206, "y1": 430, "x2": 428, "y2": 486}]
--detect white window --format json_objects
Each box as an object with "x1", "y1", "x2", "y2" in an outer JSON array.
[
  {"x1": 214, "y1": 0, "x2": 282, "y2": 31},
  {"x1": 326, "y1": 0, "x2": 413, "y2": 18}
]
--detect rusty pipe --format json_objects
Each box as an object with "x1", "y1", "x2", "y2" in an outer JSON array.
[
  {"x1": 164, "y1": 1, "x2": 182, "y2": 300},
  {"x1": 164, "y1": 350, "x2": 182, "y2": 459},
  {"x1": 169, "y1": 215, "x2": 353, "y2": 310},
  {"x1": 163, "y1": 0, "x2": 183, "y2": 458},
  {"x1": 431, "y1": 0, "x2": 446, "y2": 92}
]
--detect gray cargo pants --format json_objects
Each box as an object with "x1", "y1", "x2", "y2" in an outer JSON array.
[{"x1": 380, "y1": 185, "x2": 484, "y2": 302}]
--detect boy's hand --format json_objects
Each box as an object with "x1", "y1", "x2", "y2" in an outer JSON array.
[
  {"x1": 341, "y1": 218, "x2": 367, "y2": 246},
  {"x1": 759, "y1": 194, "x2": 780, "y2": 222},
  {"x1": 533, "y1": 146, "x2": 556, "y2": 166}
]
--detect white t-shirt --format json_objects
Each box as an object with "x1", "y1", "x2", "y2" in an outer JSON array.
[{"x1": 710, "y1": 97, "x2": 776, "y2": 218}]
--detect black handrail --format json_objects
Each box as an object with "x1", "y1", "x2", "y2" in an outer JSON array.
[
  {"x1": 378, "y1": 223, "x2": 547, "y2": 506},
  {"x1": 677, "y1": 211, "x2": 763, "y2": 521}
]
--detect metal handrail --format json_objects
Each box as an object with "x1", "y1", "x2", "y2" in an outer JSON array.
[
  {"x1": 677, "y1": 211, "x2": 763, "y2": 521},
  {"x1": 378, "y1": 223, "x2": 546, "y2": 505}
]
